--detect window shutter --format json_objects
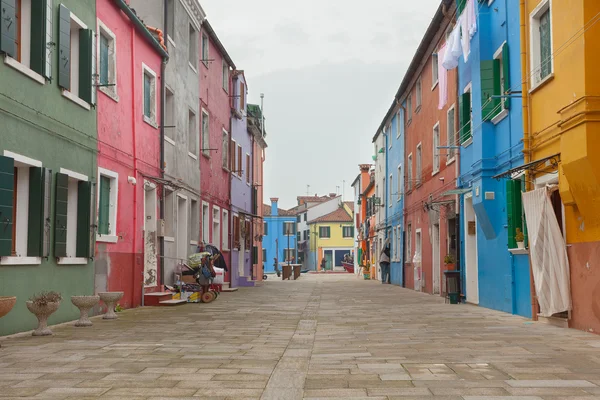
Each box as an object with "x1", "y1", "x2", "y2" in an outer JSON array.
[
  {"x1": 263, "y1": 221, "x2": 268, "y2": 236},
  {"x1": 98, "y1": 176, "x2": 110, "y2": 235},
  {"x1": 0, "y1": 156, "x2": 15, "y2": 257},
  {"x1": 91, "y1": 30, "x2": 97, "y2": 105},
  {"x1": 76, "y1": 181, "x2": 92, "y2": 258},
  {"x1": 230, "y1": 141, "x2": 235, "y2": 171},
  {"x1": 502, "y1": 42, "x2": 510, "y2": 110},
  {"x1": 457, "y1": 0, "x2": 467, "y2": 15},
  {"x1": 252, "y1": 246, "x2": 258, "y2": 264},
  {"x1": 27, "y1": 167, "x2": 46, "y2": 257},
  {"x1": 237, "y1": 146, "x2": 242, "y2": 175},
  {"x1": 252, "y1": 186, "x2": 257, "y2": 214},
  {"x1": 30, "y1": 0, "x2": 48, "y2": 77},
  {"x1": 79, "y1": 29, "x2": 94, "y2": 104},
  {"x1": 459, "y1": 92, "x2": 471, "y2": 143},
  {"x1": 58, "y1": 4, "x2": 71, "y2": 90},
  {"x1": 481, "y1": 59, "x2": 501, "y2": 121},
  {"x1": 54, "y1": 172, "x2": 69, "y2": 257},
  {"x1": 0, "y1": 0, "x2": 17, "y2": 58},
  {"x1": 44, "y1": 0, "x2": 53, "y2": 79},
  {"x1": 506, "y1": 179, "x2": 523, "y2": 249}
]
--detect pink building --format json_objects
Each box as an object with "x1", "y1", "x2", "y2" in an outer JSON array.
[{"x1": 94, "y1": 0, "x2": 168, "y2": 308}]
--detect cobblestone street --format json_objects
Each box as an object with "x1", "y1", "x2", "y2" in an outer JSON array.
[{"x1": 1, "y1": 274, "x2": 600, "y2": 400}]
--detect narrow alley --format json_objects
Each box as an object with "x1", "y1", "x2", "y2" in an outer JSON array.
[{"x1": 1, "y1": 274, "x2": 599, "y2": 400}]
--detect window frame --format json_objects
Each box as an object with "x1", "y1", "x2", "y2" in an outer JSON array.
[
  {"x1": 416, "y1": 143, "x2": 422, "y2": 186},
  {"x1": 222, "y1": 209, "x2": 229, "y2": 250},
  {"x1": 97, "y1": 18, "x2": 118, "y2": 101},
  {"x1": 189, "y1": 199, "x2": 199, "y2": 245},
  {"x1": 461, "y1": 82, "x2": 473, "y2": 147},
  {"x1": 222, "y1": 129, "x2": 229, "y2": 170},
  {"x1": 96, "y1": 167, "x2": 118, "y2": 243},
  {"x1": 406, "y1": 223, "x2": 412, "y2": 263},
  {"x1": 342, "y1": 226, "x2": 353, "y2": 238},
  {"x1": 61, "y1": 12, "x2": 93, "y2": 110},
  {"x1": 431, "y1": 52, "x2": 439, "y2": 89},
  {"x1": 397, "y1": 164, "x2": 402, "y2": 202},
  {"x1": 415, "y1": 77, "x2": 422, "y2": 111},
  {"x1": 388, "y1": 174, "x2": 392, "y2": 208},
  {"x1": 406, "y1": 95, "x2": 412, "y2": 124},
  {"x1": 201, "y1": 201, "x2": 210, "y2": 244},
  {"x1": 142, "y1": 63, "x2": 158, "y2": 128},
  {"x1": 164, "y1": 188, "x2": 175, "y2": 241},
  {"x1": 201, "y1": 32, "x2": 209, "y2": 67},
  {"x1": 319, "y1": 226, "x2": 331, "y2": 239},
  {"x1": 407, "y1": 153, "x2": 413, "y2": 192},
  {"x1": 432, "y1": 122, "x2": 440, "y2": 175},
  {"x1": 529, "y1": 0, "x2": 554, "y2": 91},
  {"x1": 188, "y1": 23, "x2": 198, "y2": 72},
  {"x1": 164, "y1": 86, "x2": 175, "y2": 144},
  {"x1": 284, "y1": 221, "x2": 295, "y2": 236},
  {"x1": 188, "y1": 108, "x2": 197, "y2": 159},
  {"x1": 201, "y1": 109, "x2": 210, "y2": 158},
  {"x1": 211, "y1": 205, "x2": 220, "y2": 248},
  {"x1": 491, "y1": 42, "x2": 510, "y2": 125}
]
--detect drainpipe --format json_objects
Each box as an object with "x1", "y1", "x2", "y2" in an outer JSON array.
[{"x1": 520, "y1": 0, "x2": 538, "y2": 321}]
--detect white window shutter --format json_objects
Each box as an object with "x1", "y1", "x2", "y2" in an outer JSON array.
[{"x1": 44, "y1": 0, "x2": 53, "y2": 79}]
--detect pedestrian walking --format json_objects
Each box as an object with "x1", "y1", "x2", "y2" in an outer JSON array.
[{"x1": 380, "y1": 239, "x2": 391, "y2": 284}]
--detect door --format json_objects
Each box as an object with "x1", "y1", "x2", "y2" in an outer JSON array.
[
  {"x1": 433, "y1": 223, "x2": 440, "y2": 294},
  {"x1": 144, "y1": 183, "x2": 158, "y2": 288},
  {"x1": 464, "y1": 195, "x2": 479, "y2": 304},
  {"x1": 324, "y1": 250, "x2": 333, "y2": 270}
]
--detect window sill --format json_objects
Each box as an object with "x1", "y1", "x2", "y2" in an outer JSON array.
[
  {"x1": 202, "y1": 152, "x2": 211, "y2": 159},
  {"x1": 167, "y1": 35, "x2": 176, "y2": 48},
  {"x1": 99, "y1": 87, "x2": 119, "y2": 103},
  {"x1": 62, "y1": 90, "x2": 91, "y2": 110},
  {"x1": 432, "y1": 169, "x2": 440, "y2": 177},
  {"x1": 407, "y1": 119, "x2": 413, "y2": 127},
  {"x1": 57, "y1": 257, "x2": 88, "y2": 265},
  {"x1": 96, "y1": 235, "x2": 119, "y2": 244},
  {"x1": 164, "y1": 236, "x2": 175, "y2": 243},
  {"x1": 190, "y1": 240, "x2": 199, "y2": 246},
  {"x1": 461, "y1": 138, "x2": 473, "y2": 148},
  {"x1": 189, "y1": 62, "x2": 198, "y2": 74},
  {"x1": 222, "y1": 166, "x2": 230, "y2": 173},
  {"x1": 530, "y1": 73, "x2": 554, "y2": 94},
  {"x1": 415, "y1": 105, "x2": 422, "y2": 114},
  {"x1": 509, "y1": 248, "x2": 529, "y2": 255},
  {"x1": 202, "y1": 61, "x2": 209, "y2": 68},
  {"x1": 188, "y1": 152, "x2": 198, "y2": 160},
  {"x1": 4, "y1": 56, "x2": 46, "y2": 85},
  {"x1": 491, "y1": 109, "x2": 509, "y2": 125},
  {"x1": 143, "y1": 115, "x2": 158, "y2": 129},
  {"x1": 0, "y1": 257, "x2": 42, "y2": 266},
  {"x1": 431, "y1": 81, "x2": 439, "y2": 91},
  {"x1": 165, "y1": 136, "x2": 176, "y2": 146},
  {"x1": 446, "y1": 157, "x2": 456, "y2": 166}
]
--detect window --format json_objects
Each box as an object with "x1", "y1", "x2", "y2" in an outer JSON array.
[
  {"x1": 388, "y1": 175, "x2": 392, "y2": 206},
  {"x1": 97, "y1": 20, "x2": 117, "y2": 100},
  {"x1": 165, "y1": 88, "x2": 175, "y2": 142},
  {"x1": 392, "y1": 228, "x2": 397, "y2": 261},
  {"x1": 202, "y1": 202, "x2": 209, "y2": 244},
  {"x1": 0, "y1": 153, "x2": 50, "y2": 265},
  {"x1": 176, "y1": 195, "x2": 188, "y2": 259},
  {"x1": 303, "y1": 213, "x2": 307, "y2": 222},
  {"x1": 233, "y1": 214, "x2": 240, "y2": 248},
  {"x1": 237, "y1": 144, "x2": 242, "y2": 177},
  {"x1": 397, "y1": 111, "x2": 403, "y2": 139},
  {"x1": 460, "y1": 84, "x2": 472, "y2": 145},
  {"x1": 416, "y1": 77, "x2": 422, "y2": 110},
  {"x1": 212, "y1": 207, "x2": 220, "y2": 248},
  {"x1": 319, "y1": 226, "x2": 330, "y2": 238},
  {"x1": 342, "y1": 226, "x2": 354, "y2": 238},
  {"x1": 482, "y1": 43, "x2": 510, "y2": 123},
  {"x1": 201, "y1": 33, "x2": 209, "y2": 66},
  {"x1": 506, "y1": 178, "x2": 527, "y2": 249},
  {"x1": 246, "y1": 154, "x2": 250, "y2": 184},
  {"x1": 230, "y1": 139, "x2": 236, "y2": 171},
  {"x1": 416, "y1": 144, "x2": 422, "y2": 186},
  {"x1": 397, "y1": 165, "x2": 402, "y2": 201},
  {"x1": 263, "y1": 221, "x2": 268, "y2": 236},
  {"x1": 406, "y1": 95, "x2": 412, "y2": 122},
  {"x1": 284, "y1": 248, "x2": 294, "y2": 262},
  {"x1": 166, "y1": 0, "x2": 174, "y2": 40},
  {"x1": 416, "y1": 229, "x2": 422, "y2": 258},
  {"x1": 164, "y1": 189, "x2": 175, "y2": 239},
  {"x1": 142, "y1": 64, "x2": 157, "y2": 126},
  {"x1": 447, "y1": 105, "x2": 456, "y2": 161},
  {"x1": 188, "y1": 109, "x2": 197, "y2": 157},
  {"x1": 97, "y1": 168, "x2": 118, "y2": 242},
  {"x1": 222, "y1": 209, "x2": 229, "y2": 250},
  {"x1": 55, "y1": 168, "x2": 93, "y2": 264},
  {"x1": 297, "y1": 231, "x2": 301, "y2": 242},
  {"x1": 432, "y1": 52, "x2": 439, "y2": 88},
  {"x1": 190, "y1": 199, "x2": 199, "y2": 244},
  {"x1": 406, "y1": 223, "x2": 412, "y2": 262},
  {"x1": 262, "y1": 248, "x2": 267, "y2": 261},
  {"x1": 239, "y1": 82, "x2": 246, "y2": 112},
  {"x1": 222, "y1": 130, "x2": 229, "y2": 169},
  {"x1": 222, "y1": 60, "x2": 229, "y2": 91},
  {"x1": 297, "y1": 215, "x2": 301, "y2": 223},
  {"x1": 303, "y1": 230, "x2": 308, "y2": 241},
  {"x1": 407, "y1": 154, "x2": 413, "y2": 191},
  {"x1": 201, "y1": 110, "x2": 210, "y2": 157},
  {"x1": 188, "y1": 24, "x2": 198, "y2": 70},
  {"x1": 284, "y1": 222, "x2": 295, "y2": 236},
  {"x1": 433, "y1": 123, "x2": 440, "y2": 174},
  {"x1": 530, "y1": 1, "x2": 552, "y2": 88}
]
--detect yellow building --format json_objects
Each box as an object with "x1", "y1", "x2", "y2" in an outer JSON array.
[
  {"x1": 521, "y1": 0, "x2": 600, "y2": 332},
  {"x1": 308, "y1": 207, "x2": 354, "y2": 271}
]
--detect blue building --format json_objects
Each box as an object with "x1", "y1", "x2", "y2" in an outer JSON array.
[
  {"x1": 456, "y1": 0, "x2": 530, "y2": 317},
  {"x1": 262, "y1": 198, "x2": 297, "y2": 273}
]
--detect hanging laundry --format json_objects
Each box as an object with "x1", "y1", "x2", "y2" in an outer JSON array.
[
  {"x1": 467, "y1": 0, "x2": 477, "y2": 39},
  {"x1": 459, "y1": 12, "x2": 470, "y2": 62},
  {"x1": 438, "y1": 44, "x2": 448, "y2": 110},
  {"x1": 450, "y1": 24, "x2": 462, "y2": 58},
  {"x1": 442, "y1": 25, "x2": 461, "y2": 70}
]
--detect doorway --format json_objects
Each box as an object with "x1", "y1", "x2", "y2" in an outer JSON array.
[
  {"x1": 433, "y1": 223, "x2": 440, "y2": 294},
  {"x1": 144, "y1": 182, "x2": 158, "y2": 288},
  {"x1": 324, "y1": 250, "x2": 333, "y2": 270},
  {"x1": 464, "y1": 194, "x2": 479, "y2": 304}
]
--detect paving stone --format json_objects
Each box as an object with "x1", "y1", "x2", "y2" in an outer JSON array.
[{"x1": 506, "y1": 380, "x2": 597, "y2": 388}]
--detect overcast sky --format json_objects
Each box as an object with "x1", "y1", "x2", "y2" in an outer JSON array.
[{"x1": 201, "y1": 0, "x2": 441, "y2": 209}]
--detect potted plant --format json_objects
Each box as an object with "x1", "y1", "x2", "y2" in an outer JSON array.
[
  {"x1": 515, "y1": 228, "x2": 525, "y2": 249},
  {"x1": 444, "y1": 254, "x2": 456, "y2": 271},
  {"x1": 26, "y1": 291, "x2": 62, "y2": 336}
]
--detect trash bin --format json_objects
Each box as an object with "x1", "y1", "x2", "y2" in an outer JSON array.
[{"x1": 282, "y1": 264, "x2": 292, "y2": 280}]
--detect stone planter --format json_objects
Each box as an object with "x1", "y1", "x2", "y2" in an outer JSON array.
[
  {"x1": 71, "y1": 295, "x2": 100, "y2": 327},
  {"x1": 25, "y1": 301, "x2": 61, "y2": 336},
  {"x1": 98, "y1": 292, "x2": 124, "y2": 320},
  {"x1": 517, "y1": 241, "x2": 525, "y2": 249},
  {"x1": 0, "y1": 296, "x2": 16, "y2": 319}
]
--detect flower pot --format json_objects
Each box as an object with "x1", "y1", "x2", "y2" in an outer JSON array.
[
  {"x1": 517, "y1": 241, "x2": 525, "y2": 249},
  {"x1": 445, "y1": 263, "x2": 456, "y2": 271},
  {"x1": 98, "y1": 292, "x2": 124, "y2": 320},
  {"x1": 25, "y1": 301, "x2": 61, "y2": 336},
  {"x1": 71, "y1": 295, "x2": 100, "y2": 327},
  {"x1": 0, "y1": 296, "x2": 16, "y2": 319}
]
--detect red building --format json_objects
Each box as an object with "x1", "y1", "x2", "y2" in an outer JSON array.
[
  {"x1": 199, "y1": 21, "x2": 235, "y2": 281},
  {"x1": 94, "y1": 0, "x2": 168, "y2": 307},
  {"x1": 403, "y1": 7, "x2": 459, "y2": 295}
]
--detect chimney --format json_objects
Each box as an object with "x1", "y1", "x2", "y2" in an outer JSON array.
[
  {"x1": 329, "y1": 193, "x2": 336, "y2": 198},
  {"x1": 270, "y1": 198, "x2": 279, "y2": 216}
]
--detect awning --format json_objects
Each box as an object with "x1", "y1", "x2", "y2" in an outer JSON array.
[
  {"x1": 441, "y1": 188, "x2": 471, "y2": 196},
  {"x1": 492, "y1": 153, "x2": 560, "y2": 180}
]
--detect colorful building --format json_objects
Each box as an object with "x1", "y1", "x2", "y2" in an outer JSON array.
[
  {"x1": 308, "y1": 206, "x2": 354, "y2": 271},
  {"x1": 262, "y1": 198, "x2": 296, "y2": 273},
  {"x1": 455, "y1": 0, "x2": 531, "y2": 316},
  {"x1": 372, "y1": 128, "x2": 387, "y2": 281},
  {"x1": 94, "y1": 0, "x2": 169, "y2": 307},
  {"x1": 0, "y1": 0, "x2": 97, "y2": 336},
  {"x1": 520, "y1": 0, "x2": 600, "y2": 332},
  {"x1": 402, "y1": 2, "x2": 459, "y2": 295}
]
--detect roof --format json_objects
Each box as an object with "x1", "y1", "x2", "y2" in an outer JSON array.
[
  {"x1": 309, "y1": 207, "x2": 353, "y2": 224},
  {"x1": 203, "y1": 20, "x2": 236, "y2": 69},
  {"x1": 297, "y1": 195, "x2": 336, "y2": 205},
  {"x1": 263, "y1": 204, "x2": 296, "y2": 217},
  {"x1": 344, "y1": 201, "x2": 355, "y2": 210},
  {"x1": 351, "y1": 174, "x2": 360, "y2": 188}
]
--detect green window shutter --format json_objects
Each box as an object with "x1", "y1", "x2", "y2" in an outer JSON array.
[
  {"x1": 252, "y1": 246, "x2": 258, "y2": 264},
  {"x1": 58, "y1": 4, "x2": 71, "y2": 90},
  {"x1": 481, "y1": 59, "x2": 501, "y2": 121},
  {"x1": 506, "y1": 179, "x2": 523, "y2": 249},
  {"x1": 459, "y1": 92, "x2": 471, "y2": 143},
  {"x1": 79, "y1": 29, "x2": 93, "y2": 104},
  {"x1": 27, "y1": 167, "x2": 46, "y2": 257},
  {"x1": 539, "y1": 10, "x2": 552, "y2": 80},
  {"x1": 0, "y1": 0, "x2": 17, "y2": 58},
  {"x1": 54, "y1": 172, "x2": 69, "y2": 258},
  {"x1": 44, "y1": 0, "x2": 53, "y2": 79},
  {"x1": 0, "y1": 156, "x2": 15, "y2": 257},
  {"x1": 502, "y1": 42, "x2": 510, "y2": 110},
  {"x1": 30, "y1": 0, "x2": 48, "y2": 76},
  {"x1": 457, "y1": 0, "x2": 467, "y2": 15},
  {"x1": 262, "y1": 248, "x2": 266, "y2": 260},
  {"x1": 76, "y1": 181, "x2": 92, "y2": 258},
  {"x1": 98, "y1": 176, "x2": 110, "y2": 235}
]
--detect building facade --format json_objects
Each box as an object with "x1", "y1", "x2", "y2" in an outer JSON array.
[
  {"x1": 0, "y1": 0, "x2": 97, "y2": 335},
  {"x1": 372, "y1": 130, "x2": 386, "y2": 281},
  {"x1": 262, "y1": 198, "x2": 296, "y2": 273},
  {"x1": 94, "y1": 0, "x2": 168, "y2": 308},
  {"x1": 308, "y1": 207, "x2": 354, "y2": 271}
]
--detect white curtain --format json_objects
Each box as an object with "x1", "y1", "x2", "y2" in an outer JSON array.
[{"x1": 522, "y1": 187, "x2": 572, "y2": 317}]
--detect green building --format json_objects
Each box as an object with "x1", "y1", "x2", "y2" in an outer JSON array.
[{"x1": 0, "y1": 0, "x2": 97, "y2": 335}]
